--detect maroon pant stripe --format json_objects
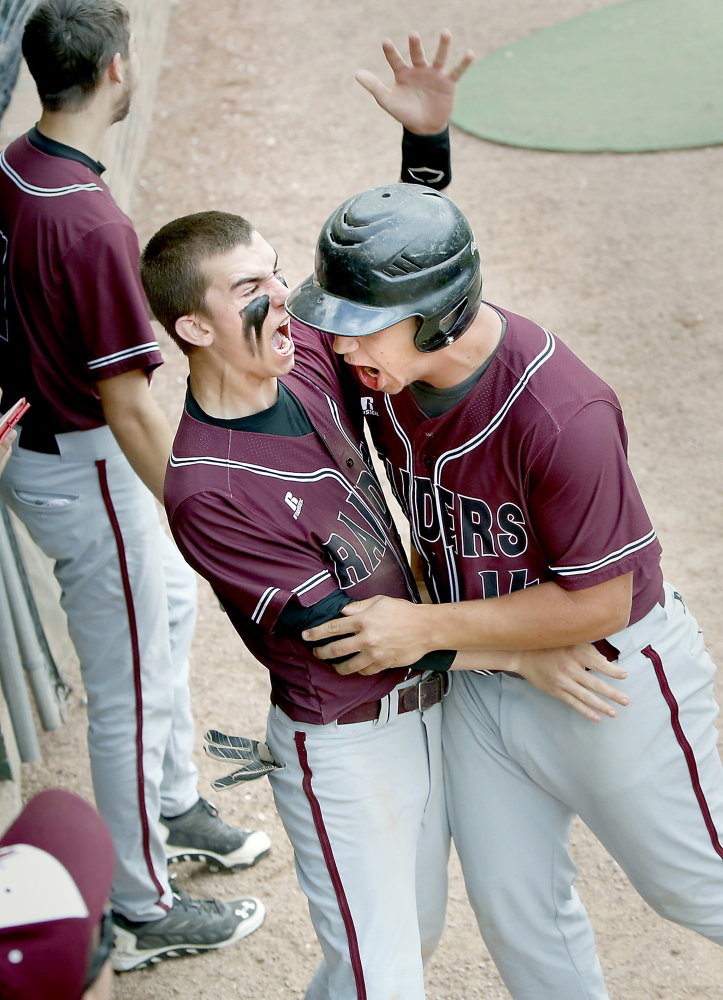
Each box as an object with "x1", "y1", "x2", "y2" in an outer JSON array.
[
  {"x1": 96, "y1": 459, "x2": 168, "y2": 909},
  {"x1": 294, "y1": 731, "x2": 367, "y2": 999},
  {"x1": 643, "y1": 644, "x2": 723, "y2": 861}
]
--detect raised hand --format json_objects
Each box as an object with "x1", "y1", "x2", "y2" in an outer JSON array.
[{"x1": 357, "y1": 30, "x2": 475, "y2": 136}]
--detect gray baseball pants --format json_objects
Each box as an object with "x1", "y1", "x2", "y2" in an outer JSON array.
[
  {"x1": 266, "y1": 687, "x2": 449, "y2": 1000},
  {"x1": 443, "y1": 583, "x2": 723, "y2": 1000},
  {"x1": 1, "y1": 425, "x2": 199, "y2": 921}
]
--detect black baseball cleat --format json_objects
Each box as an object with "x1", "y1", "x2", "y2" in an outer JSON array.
[
  {"x1": 111, "y1": 886, "x2": 264, "y2": 971},
  {"x1": 160, "y1": 797, "x2": 271, "y2": 871}
]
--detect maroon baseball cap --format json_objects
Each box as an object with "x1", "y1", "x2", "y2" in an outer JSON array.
[{"x1": 0, "y1": 789, "x2": 115, "y2": 1000}]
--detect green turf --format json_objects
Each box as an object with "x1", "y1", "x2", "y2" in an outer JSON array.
[{"x1": 451, "y1": 0, "x2": 723, "y2": 152}]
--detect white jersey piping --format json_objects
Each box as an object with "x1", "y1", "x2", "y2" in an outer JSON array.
[
  {"x1": 170, "y1": 451, "x2": 417, "y2": 599},
  {"x1": 87, "y1": 341, "x2": 160, "y2": 371},
  {"x1": 550, "y1": 529, "x2": 658, "y2": 577},
  {"x1": 0, "y1": 149, "x2": 103, "y2": 197}
]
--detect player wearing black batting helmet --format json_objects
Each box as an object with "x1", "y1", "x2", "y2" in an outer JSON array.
[
  {"x1": 294, "y1": 153, "x2": 723, "y2": 1000},
  {"x1": 287, "y1": 184, "x2": 483, "y2": 353},
  {"x1": 152, "y1": 29, "x2": 630, "y2": 998}
]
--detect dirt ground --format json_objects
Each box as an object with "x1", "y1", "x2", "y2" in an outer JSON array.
[{"x1": 19, "y1": 0, "x2": 723, "y2": 996}]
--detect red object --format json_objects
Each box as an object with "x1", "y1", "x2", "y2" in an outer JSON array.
[
  {"x1": 0, "y1": 789, "x2": 114, "y2": 1000},
  {"x1": 0, "y1": 397, "x2": 30, "y2": 445}
]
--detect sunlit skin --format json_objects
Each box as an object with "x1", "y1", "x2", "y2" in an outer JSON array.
[
  {"x1": 176, "y1": 232, "x2": 294, "y2": 419},
  {"x1": 332, "y1": 303, "x2": 503, "y2": 395},
  {"x1": 312, "y1": 289, "x2": 634, "y2": 722},
  {"x1": 111, "y1": 33, "x2": 140, "y2": 125}
]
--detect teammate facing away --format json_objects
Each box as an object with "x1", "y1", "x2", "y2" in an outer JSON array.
[
  {"x1": 287, "y1": 182, "x2": 723, "y2": 999},
  {"x1": 0, "y1": 0, "x2": 268, "y2": 972}
]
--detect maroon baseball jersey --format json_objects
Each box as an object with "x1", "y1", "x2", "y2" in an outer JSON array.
[
  {"x1": 360, "y1": 306, "x2": 663, "y2": 628},
  {"x1": 164, "y1": 321, "x2": 417, "y2": 724},
  {"x1": 0, "y1": 131, "x2": 162, "y2": 444}
]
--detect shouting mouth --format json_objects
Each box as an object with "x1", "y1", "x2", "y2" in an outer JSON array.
[
  {"x1": 353, "y1": 364, "x2": 381, "y2": 391},
  {"x1": 271, "y1": 317, "x2": 294, "y2": 357}
]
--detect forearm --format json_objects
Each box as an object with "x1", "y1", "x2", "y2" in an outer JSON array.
[
  {"x1": 98, "y1": 369, "x2": 175, "y2": 503},
  {"x1": 400, "y1": 127, "x2": 451, "y2": 190},
  {"x1": 415, "y1": 574, "x2": 632, "y2": 650},
  {"x1": 450, "y1": 648, "x2": 522, "y2": 672},
  {"x1": 415, "y1": 577, "x2": 632, "y2": 653},
  {"x1": 107, "y1": 404, "x2": 173, "y2": 502}
]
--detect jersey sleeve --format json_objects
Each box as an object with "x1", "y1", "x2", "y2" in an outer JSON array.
[
  {"x1": 289, "y1": 318, "x2": 363, "y2": 432},
  {"x1": 62, "y1": 220, "x2": 163, "y2": 382},
  {"x1": 527, "y1": 400, "x2": 660, "y2": 590},
  {"x1": 278, "y1": 589, "x2": 456, "y2": 670},
  {"x1": 169, "y1": 490, "x2": 341, "y2": 632}
]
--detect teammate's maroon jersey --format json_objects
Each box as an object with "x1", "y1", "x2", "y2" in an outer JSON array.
[
  {"x1": 0, "y1": 133, "x2": 162, "y2": 440},
  {"x1": 165, "y1": 322, "x2": 417, "y2": 724},
  {"x1": 360, "y1": 306, "x2": 663, "y2": 628}
]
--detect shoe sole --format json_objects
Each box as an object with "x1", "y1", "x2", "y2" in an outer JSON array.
[
  {"x1": 164, "y1": 830, "x2": 271, "y2": 870},
  {"x1": 111, "y1": 897, "x2": 265, "y2": 972}
]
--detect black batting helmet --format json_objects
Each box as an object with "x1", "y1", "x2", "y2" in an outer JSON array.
[{"x1": 286, "y1": 184, "x2": 482, "y2": 353}]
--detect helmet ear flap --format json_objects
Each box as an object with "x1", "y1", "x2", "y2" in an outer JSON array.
[{"x1": 413, "y1": 267, "x2": 484, "y2": 353}]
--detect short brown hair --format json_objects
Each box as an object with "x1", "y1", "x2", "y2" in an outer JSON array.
[
  {"x1": 23, "y1": 0, "x2": 130, "y2": 112},
  {"x1": 140, "y1": 211, "x2": 255, "y2": 355}
]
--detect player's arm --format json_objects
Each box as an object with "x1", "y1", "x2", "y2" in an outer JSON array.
[
  {"x1": 304, "y1": 575, "x2": 632, "y2": 721},
  {"x1": 358, "y1": 30, "x2": 474, "y2": 191},
  {"x1": 452, "y1": 645, "x2": 629, "y2": 722},
  {"x1": 359, "y1": 30, "x2": 473, "y2": 137},
  {"x1": 280, "y1": 588, "x2": 455, "y2": 673},
  {"x1": 346, "y1": 641, "x2": 628, "y2": 723},
  {"x1": 97, "y1": 368, "x2": 174, "y2": 503},
  {"x1": 284, "y1": 586, "x2": 632, "y2": 718},
  {"x1": 323, "y1": 596, "x2": 630, "y2": 722},
  {"x1": 304, "y1": 572, "x2": 632, "y2": 669}
]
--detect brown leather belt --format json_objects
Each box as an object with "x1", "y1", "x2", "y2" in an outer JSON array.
[{"x1": 337, "y1": 673, "x2": 447, "y2": 725}]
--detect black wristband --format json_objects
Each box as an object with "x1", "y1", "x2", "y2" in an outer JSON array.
[
  {"x1": 401, "y1": 126, "x2": 452, "y2": 190},
  {"x1": 414, "y1": 649, "x2": 456, "y2": 672}
]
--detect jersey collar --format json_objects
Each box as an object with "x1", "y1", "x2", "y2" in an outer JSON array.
[{"x1": 28, "y1": 125, "x2": 106, "y2": 176}]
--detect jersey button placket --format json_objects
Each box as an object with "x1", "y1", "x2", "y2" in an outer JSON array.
[{"x1": 420, "y1": 428, "x2": 434, "y2": 471}]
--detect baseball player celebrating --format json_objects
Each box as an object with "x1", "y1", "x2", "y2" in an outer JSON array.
[
  {"x1": 0, "y1": 0, "x2": 268, "y2": 971},
  {"x1": 140, "y1": 33, "x2": 633, "y2": 999},
  {"x1": 288, "y1": 118, "x2": 723, "y2": 1000},
  {"x1": 139, "y1": 36, "x2": 470, "y2": 1000},
  {"x1": 143, "y1": 211, "x2": 455, "y2": 1000}
]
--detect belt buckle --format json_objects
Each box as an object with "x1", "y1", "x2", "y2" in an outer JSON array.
[{"x1": 416, "y1": 673, "x2": 444, "y2": 712}]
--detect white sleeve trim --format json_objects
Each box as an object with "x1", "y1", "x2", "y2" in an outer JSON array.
[
  {"x1": 550, "y1": 529, "x2": 657, "y2": 577},
  {"x1": 87, "y1": 341, "x2": 160, "y2": 371}
]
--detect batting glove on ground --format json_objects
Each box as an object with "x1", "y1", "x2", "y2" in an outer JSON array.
[{"x1": 204, "y1": 730, "x2": 283, "y2": 790}]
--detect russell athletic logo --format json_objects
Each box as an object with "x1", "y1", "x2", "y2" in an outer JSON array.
[
  {"x1": 284, "y1": 491, "x2": 304, "y2": 519},
  {"x1": 361, "y1": 397, "x2": 378, "y2": 417}
]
